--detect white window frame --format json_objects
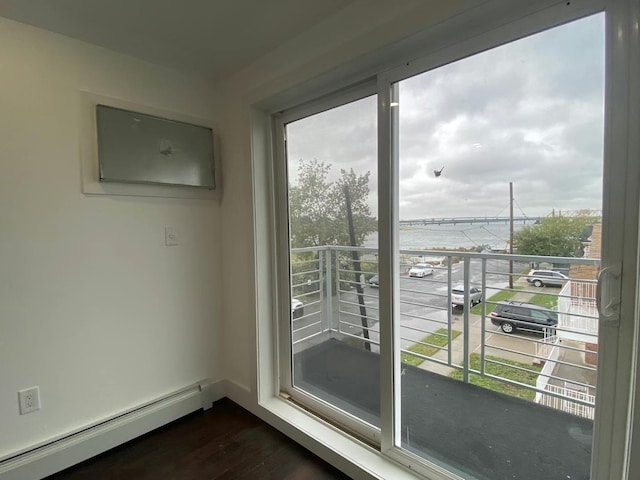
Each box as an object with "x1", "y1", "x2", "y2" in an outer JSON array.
[
  {"x1": 266, "y1": 0, "x2": 640, "y2": 478},
  {"x1": 273, "y1": 80, "x2": 381, "y2": 445}
]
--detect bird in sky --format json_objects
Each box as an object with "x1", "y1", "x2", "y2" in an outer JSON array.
[{"x1": 434, "y1": 166, "x2": 445, "y2": 177}]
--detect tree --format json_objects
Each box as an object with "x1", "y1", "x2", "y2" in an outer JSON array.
[
  {"x1": 289, "y1": 159, "x2": 377, "y2": 349},
  {"x1": 289, "y1": 159, "x2": 377, "y2": 249},
  {"x1": 514, "y1": 216, "x2": 593, "y2": 258}
]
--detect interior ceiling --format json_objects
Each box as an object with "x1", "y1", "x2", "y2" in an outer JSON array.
[{"x1": 0, "y1": 0, "x2": 353, "y2": 83}]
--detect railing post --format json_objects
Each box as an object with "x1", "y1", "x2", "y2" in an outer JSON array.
[
  {"x1": 463, "y1": 256, "x2": 470, "y2": 383},
  {"x1": 480, "y1": 258, "x2": 487, "y2": 376},
  {"x1": 447, "y1": 257, "x2": 453, "y2": 366},
  {"x1": 334, "y1": 249, "x2": 341, "y2": 335},
  {"x1": 319, "y1": 248, "x2": 325, "y2": 333},
  {"x1": 324, "y1": 248, "x2": 333, "y2": 335}
]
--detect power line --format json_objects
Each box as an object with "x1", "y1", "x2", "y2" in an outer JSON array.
[
  {"x1": 492, "y1": 202, "x2": 510, "y2": 218},
  {"x1": 481, "y1": 225, "x2": 508, "y2": 242},
  {"x1": 461, "y1": 229, "x2": 481, "y2": 246},
  {"x1": 513, "y1": 197, "x2": 529, "y2": 218}
]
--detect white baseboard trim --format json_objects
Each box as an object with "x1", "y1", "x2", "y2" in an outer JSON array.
[
  {"x1": 222, "y1": 378, "x2": 253, "y2": 410},
  {"x1": 0, "y1": 380, "x2": 224, "y2": 480},
  {"x1": 199, "y1": 379, "x2": 225, "y2": 410}
]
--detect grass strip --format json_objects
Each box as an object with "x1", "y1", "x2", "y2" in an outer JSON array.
[
  {"x1": 470, "y1": 286, "x2": 523, "y2": 315},
  {"x1": 528, "y1": 293, "x2": 558, "y2": 309},
  {"x1": 401, "y1": 328, "x2": 462, "y2": 366},
  {"x1": 449, "y1": 353, "x2": 543, "y2": 401}
]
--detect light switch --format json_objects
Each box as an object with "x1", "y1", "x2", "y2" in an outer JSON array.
[{"x1": 165, "y1": 227, "x2": 179, "y2": 246}]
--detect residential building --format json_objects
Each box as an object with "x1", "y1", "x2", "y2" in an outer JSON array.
[{"x1": 558, "y1": 223, "x2": 602, "y2": 362}]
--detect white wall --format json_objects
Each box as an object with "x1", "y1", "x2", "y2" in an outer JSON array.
[
  {"x1": 217, "y1": 0, "x2": 467, "y2": 392},
  {"x1": 0, "y1": 17, "x2": 222, "y2": 457}
]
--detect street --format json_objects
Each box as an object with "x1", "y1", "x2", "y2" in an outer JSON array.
[{"x1": 334, "y1": 259, "x2": 527, "y2": 351}]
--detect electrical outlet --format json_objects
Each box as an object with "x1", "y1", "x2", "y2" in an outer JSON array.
[{"x1": 18, "y1": 386, "x2": 40, "y2": 415}]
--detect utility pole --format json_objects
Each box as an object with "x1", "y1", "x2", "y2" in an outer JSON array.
[
  {"x1": 509, "y1": 182, "x2": 514, "y2": 289},
  {"x1": 344, "y1": 186, "x2": 371, "y2": 351}
]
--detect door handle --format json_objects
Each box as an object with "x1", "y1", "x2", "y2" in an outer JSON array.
[{"x1": 596, "y1": 265, "x2": 621, "y2": 326}]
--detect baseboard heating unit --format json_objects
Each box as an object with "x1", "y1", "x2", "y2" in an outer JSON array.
[{"x1": 0, "y1": 380, "x2": 222, "y2": 480}]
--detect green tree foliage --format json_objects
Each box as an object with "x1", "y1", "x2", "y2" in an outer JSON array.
[
  {"x1": 289, "y1": 159, "x2": 377, "y2": 249},
  {"x1": 514, "y1": 216, "x2": 593, "y2": 257}
]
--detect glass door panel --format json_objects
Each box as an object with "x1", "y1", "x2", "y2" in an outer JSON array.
[
  {"x1": 285, "y1": 95, "x2": 380, "y2": 428},
  {"x1": 394, "y1": 14, "x2": 604, "y2": 479}
]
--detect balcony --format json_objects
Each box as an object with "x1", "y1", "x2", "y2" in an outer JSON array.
[
  {"x1": 557, "y1": 280, "x2": 599, "y2": 342},
  {"x1": 290, "y1": 246, "x2": 600, "y2": 480}
]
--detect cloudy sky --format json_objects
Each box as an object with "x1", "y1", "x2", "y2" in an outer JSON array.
[{"x1": 286, "y1": 13, "x2": 604, "y2": 221}]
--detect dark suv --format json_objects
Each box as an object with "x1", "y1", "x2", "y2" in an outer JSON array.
[{"x1": 489, "y1": 301, "x2": 558, "y2": 334}]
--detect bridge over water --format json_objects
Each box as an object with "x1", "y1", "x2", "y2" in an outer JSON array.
[{"x1": 399, "y1": 216, "x2": 541, "y2": 226}]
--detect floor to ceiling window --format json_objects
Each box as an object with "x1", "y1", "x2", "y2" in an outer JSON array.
[{"x1": 273, "y1": 2, "x2": 637, "y2": 478}]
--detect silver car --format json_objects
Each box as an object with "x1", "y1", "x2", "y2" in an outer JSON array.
[
  {"x1": 451, "y1": 285, "x2": 482, "y2": 308},
  {"x1": 526, "y1": 270, "x2": 568, "y2": 287},
  {"x1": 409, "y1": 263, "x2": 434, "y2": 278}
]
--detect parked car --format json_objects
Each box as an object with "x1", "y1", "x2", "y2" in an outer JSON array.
[
  {"x1": 409, "y1": 263, "x2": 434, "y2": 278},
  {"x1": 489, "y1": 301, "x2": 558, "y2": 334},
  {"x1": 451, "y1": 285, "x2": 482, "y2": 308},
  {"x1": 526, "y1": 269, "x2": 569, "y2": 287},
  {"x1": 368, "y1": 274, "x2": 379, "y2": 287},
  {"x1": 292, "y1": 298, "x2": 304, "y2": 319}
]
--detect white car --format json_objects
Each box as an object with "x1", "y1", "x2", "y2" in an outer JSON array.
[
  {"x1": 409, "y1": 263, "x2": 434, "y2": 278},
  {"x1": 451, "y1": 285, "x2": 482, "y2": 308},
  {"x1": 291, "y1": 298, "x2": 304, "y2": 319}
]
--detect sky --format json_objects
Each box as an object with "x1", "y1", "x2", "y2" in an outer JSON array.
[{"x1": 286, "y1": 13, "x2": 605, "y2": 221}]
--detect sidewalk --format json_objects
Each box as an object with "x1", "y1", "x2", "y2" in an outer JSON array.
[
  {"x1": 418, "y1": 312, "x2": 537, "y2": 377},
  {"x1": 416, "y1": 277, "x2": 540, "y2": 377},
  {"x1": 414, "y1": 279, "x2": 597, "y2": 391}
]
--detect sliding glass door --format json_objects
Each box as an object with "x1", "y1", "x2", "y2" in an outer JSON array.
[{"x1": 275, "y1": 2, "x2": 638, "y2": 478}]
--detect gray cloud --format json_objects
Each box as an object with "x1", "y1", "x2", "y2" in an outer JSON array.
[{"x1": 286, "y1": 13, "x2": 604, "y2": 222}]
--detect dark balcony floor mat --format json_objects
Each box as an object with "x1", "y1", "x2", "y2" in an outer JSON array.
[{"x1": 294, "y1": 338, "x2": 593, "y2": 480}]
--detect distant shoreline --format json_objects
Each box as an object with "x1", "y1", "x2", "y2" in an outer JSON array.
[{"x1": 364, "y1": 222, "x2": 525, "y2": 251}]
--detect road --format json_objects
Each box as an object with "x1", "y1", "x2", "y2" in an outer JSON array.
[{"x1": 326, "y1": 259, "x2": 528, "y2": 350}]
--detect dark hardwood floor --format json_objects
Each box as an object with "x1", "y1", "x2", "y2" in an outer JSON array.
[{"x1": 46, "y1": 398, "x2": 351, "y2": 480}]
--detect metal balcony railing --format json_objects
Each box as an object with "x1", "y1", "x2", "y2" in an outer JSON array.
[
  {"x1": 290, "y1": 246, "x2": 600, "y2": 418},
  {"x1": 558, "y1": 281, "x2": 599, "y2": 337},
  {"x1": 537, "y1": 383, "x2": 596, "y2": 419}
]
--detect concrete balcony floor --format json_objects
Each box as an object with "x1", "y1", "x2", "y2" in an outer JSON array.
[{"x1": 294, "y1": 338, "x2": 593, "y2": 480}]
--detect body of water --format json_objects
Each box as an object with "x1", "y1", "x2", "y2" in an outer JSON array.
[{"x1": 364, "y1": 221, "x2": 529, "y2": 250}]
